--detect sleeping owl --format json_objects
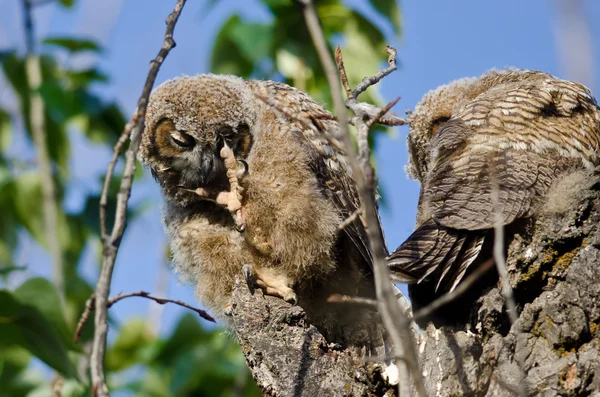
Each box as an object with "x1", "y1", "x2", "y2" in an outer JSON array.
[
  {"x1": 388, "y1": 69, "x2": 600, "y2": 320},
  {"x1": 138, "y1": 74, "x2": 387, "y2": 352}
]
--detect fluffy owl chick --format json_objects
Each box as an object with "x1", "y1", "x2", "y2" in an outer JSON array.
[
  {"x1": 138, "y1": 74, "x2": 386, "y2": 351},
  {"x1": 388, "y1": 69, "x2": 600, "y2": 319}
]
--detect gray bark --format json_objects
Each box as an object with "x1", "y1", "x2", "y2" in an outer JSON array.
[{"x1": 230, "y1": 184, "x2": 600, "y2": 396}]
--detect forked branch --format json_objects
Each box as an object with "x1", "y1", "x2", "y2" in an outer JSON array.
[
  {"x1": 88, "y1": 1, "x2": 187, "y2": 395},
  {"x1": 295, "y1": 0, "x2": 424, "y2": 395}
]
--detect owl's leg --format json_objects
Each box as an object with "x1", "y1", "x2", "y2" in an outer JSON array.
[{"x1": 242, "y1": 264, "x2": 297, "y2": 304}]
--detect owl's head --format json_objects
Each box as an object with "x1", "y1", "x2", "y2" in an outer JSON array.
[
  {"x1": 140, "y1": 74, "x2": 258, "y2": 205},
  {"x1": 406, "y1": 68, "x2": 552, "y2": 182}
]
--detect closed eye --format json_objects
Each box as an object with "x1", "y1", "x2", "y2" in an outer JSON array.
[
  {"x1": 170, "y1": 130, "x2": 195, "y2": 148},
  {"x1": 431, "y1": 116, "x2": 451, "y2": 137}
]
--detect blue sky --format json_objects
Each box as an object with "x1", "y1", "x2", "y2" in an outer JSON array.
[{"x1": 1, "y1": 0, "x2": 599, "y2": 338}]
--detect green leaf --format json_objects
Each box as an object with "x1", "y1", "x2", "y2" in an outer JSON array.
[
  {"x1": 228, "y1": 23, "x2": 274, "y2": 62},
  {"x1": 0, "y1": 265, "x2": 26, "y2": 277},
  {"x1": 43, "y1": 37, "x2": 103, "y2": 54},
  {"x1": 0, "y1": 291, "x2": 76, "y2": 377},
  {"x1": 210, "y1": 15, "x2": 253, "y2": 76},
  {"x1": 67, "y1": 68, "x2": 109, "y2": 88},
  {"x1": 14, "y1": 278, "x2": 79, "y2": 352},
  {"x1": 83, "y1": 102, "x2": 126, "y2": 146},
  {"x1": 39, "y1": 82, "x2": 84, "y2": 123},
  {"x1": 58, "y1": 0, "x2": 75, "y2": 7},
  {"x1": 106, "y1": 318, "x2": 154, "y2": 371},
  {"x1": 368, "y1": 0, "x2": 402, "y2": 35},
  {"x1": 0, "y1": 177, "x2": 19, "y2": 268},
  {"x1": 0, "y1": 109, "x2": 12, "y2": 155},
  {"x1": 11, "y1": 173, "x2": 45, "y2": 246},
  {"x1": 155, "y1": 313, "x2": 210, "y2": 366}
]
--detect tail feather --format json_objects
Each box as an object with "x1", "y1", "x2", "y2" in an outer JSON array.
[{"x1": 387, "y1": 219, "x2": 486, "y2": 292}]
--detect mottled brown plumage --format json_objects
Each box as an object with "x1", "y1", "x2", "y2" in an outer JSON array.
[
  {"x1": 388, "y1": 69, "x2": 600, "y2": 309},
  {"x1": 138, "y1": 74, "x2": 386, "y2": 352}
]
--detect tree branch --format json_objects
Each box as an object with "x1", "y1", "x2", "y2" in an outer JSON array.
[
  {"x1": 74, "y1": 290, "x2": 214, "y2": 343},
  {"x1": 416, "y1": 182, "x2": 600, "y2": 396},
  {"x1": 22, "y1": 0, "x2": 65, "y2": 301},
  {"x1": 230, "y1": 280, "x2": 396, "y2": 396},
  {"x1": 294, "y1": 1, "x2": 423, "y2": 395},
  {"x1": 89, "y1": 1, "x2": 187, "y2": 395}
]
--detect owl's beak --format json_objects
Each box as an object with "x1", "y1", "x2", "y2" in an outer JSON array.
[{"x1": 195, "y1": 148, "x2": 215, "y2": 185}]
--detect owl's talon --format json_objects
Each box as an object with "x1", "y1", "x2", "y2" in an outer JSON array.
[
  {"x1": 244, "y1": 265, "x2": 296, "y2": 305},
  {"x1": 236, "y1": 159, "x2": 249, "y2": 179},
  {"x1": 242, "y1": 264, "x2": 256, "y2": 294}
]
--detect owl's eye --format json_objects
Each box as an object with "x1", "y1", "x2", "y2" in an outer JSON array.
[
  {"x1": 170, "y1": 130, "x2": 195, "y2": 148},
  {"x1": 431, "y1": 116, "x2": 451, "y2": 136}
]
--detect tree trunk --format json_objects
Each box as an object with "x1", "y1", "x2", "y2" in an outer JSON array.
[{"x1": 231, "y1": 184, "x2": 600, "y2": 396}]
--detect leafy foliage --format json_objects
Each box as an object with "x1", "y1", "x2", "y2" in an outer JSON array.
[
  {"x1": 0, "y1": 0, "x2": 398, "y2": 395},
  {"x1": 210, "y1": 0, "x2": 401, "y2": 110}
]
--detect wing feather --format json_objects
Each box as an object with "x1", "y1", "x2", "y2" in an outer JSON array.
[{"x1": 249, "y1": 80, "x2": 384, "y2": 269}]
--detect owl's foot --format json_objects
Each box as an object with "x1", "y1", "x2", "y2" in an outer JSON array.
[
  {"x1": 242, "y1": 264, "x2": 297, "y2": 304},
  {"x1": 190, "y1": 143, "x2": 247, "y2": 232},
  {"x1": 220, "y1": 143, "x2": 246, "y2": 231}
]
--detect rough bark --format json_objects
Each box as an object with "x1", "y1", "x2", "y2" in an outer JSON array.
[
  {"x1": 230, "y1": 280, "x2": 395, "y2": 396},
  {"x1": 417, "y1": 182, "x2": 600, "y2": 396},
  {"x1": 231, "y1": 183, "x2": 600, "y2": 396}
]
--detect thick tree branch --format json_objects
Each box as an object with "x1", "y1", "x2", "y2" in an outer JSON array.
[
  {"x1": 415, "y1": 181, "x2": 600, "y2": 395},
  {"x1": 230, "y1": 280, "x2": 395, "y2": 396},
  {"x1": 89, "y1": 1, "x2": 187, "y2": 395}
]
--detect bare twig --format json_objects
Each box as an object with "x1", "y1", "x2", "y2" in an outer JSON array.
[
  {"x1": 99, "y1": 111, "x2": 139, "y2": 240},
  {"x1": 295, "y1": 1, "x2": 424, "y2": 395},
  {"x1": 366, "y1": 97, "x2": 401, "y2": 128},
  {"x1": 52, "y1": 376, "x2": 63, "y2": 397},
  {"x1": 75, "y1": 290, "x2": 215, "y2": 344},
  {"x1": 107, "y1": 291, "x2": 214, "y2": 321},
  {"x1": 337, "y1": 209, "x2": 362, "y2": 231},
  {"x1": 352, "y1": 45, "x2": 398, "y2": 98},
  {"x1": 413, "y1": 258, "x2": 495, "y2": 322},
  {"x1": 89, "y1": 1, "x2": 187, "y2": 395},
  {"x1": 335, "y1": 49, "x2": 353, "y2": 99},
  {"x1": 22, "y1": 0, "x2": 65, "y2": 301},
  {"x1": 74, "y1": 294, "x2": 96, "y2": 343},
  {"x1": 327, "y1": 293, "x2": 377, "y2": 307}
]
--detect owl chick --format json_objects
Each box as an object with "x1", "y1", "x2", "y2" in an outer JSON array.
[
  {"x1": 138, "y1": 74, "x2": 387, "y2": 352},
  {"x1": 388, "y1": 69, "x2": 600, "y2": 319}
]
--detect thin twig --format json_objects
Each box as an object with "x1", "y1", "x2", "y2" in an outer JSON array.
[
  {"x1": 413, "y1": 258, "x2": 495, "y2": 322},
  {"x1": 22, "y1": 0, "x2": 65, "y2": 302},
  {"x1": 89, "y1": 1, "x2": 187, "y2": 395},
  {"x1": 99, "y1": 111, "x2": 139, "y2": 240},
  {"x1": 75, "y1": 290, "x2": 215, "y2": 344},
  {"x1": 337, "y1": 209, "x2": 362, "y2": 231},
  {"x1": 52, "y1": 376, "x2": 63, "y2": 397},
  {"x1": 352, "y1": 45, "x2": 398, "y2": 98},
  {"x1": 295, "y1": 1, "x2": 425, "y2": 395},
  {"x1": 366, "y1": 97, "x2": 401, "y2": 128},
  {"x1": 74, "y1": 295, "x2": 95, "y2": 343},
  {"x1": 108, "y1": 291, "x2": 215, "y2": 321},
  {"x1": 334, "y1": 48, "x2": 353, "y2": 99},
  {"x1": 327, "y1": 293, "x2": 377, "y2": 307}
]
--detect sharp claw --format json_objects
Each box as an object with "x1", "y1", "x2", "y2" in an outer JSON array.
[
  {"x1": 235, "y1": 221, "x2": 246, "y2": 233},
  {"x1": 286, "y1": 292, "x2": 298, "y2": 306},
  {"x1": 242, "y1": 264, "x2": 255, "y2": 294},
  {"x1": 236, "y1": 159, "x2": 249, "y2": 179}
]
